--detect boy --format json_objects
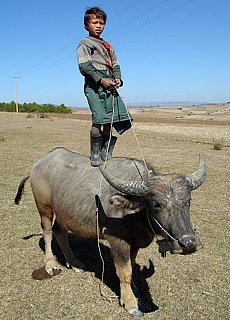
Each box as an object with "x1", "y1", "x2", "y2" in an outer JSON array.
[{"x1": 76, "y1": 7, "x2": 132, "y2": 167}]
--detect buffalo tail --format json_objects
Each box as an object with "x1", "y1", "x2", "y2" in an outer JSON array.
[{"x1": 15, "y1": 176, "x2": 30, "y2": 204}]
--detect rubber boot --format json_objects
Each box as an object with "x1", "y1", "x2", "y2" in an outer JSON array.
[
  {"x1": 90, "y1": 132, "x2": 102, "y2": 167},
  {"x1": 101, "y1": 135, "x2": 117, "y2": 161}
]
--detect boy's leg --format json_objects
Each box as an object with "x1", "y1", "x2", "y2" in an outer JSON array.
[
  {"x1": 90, "y1": 124, "x2": 102, "y2": 167},
  {"x1": 101, "y1": 124, "x2": 117, "y2": 161},
  {"x1": 91, "y1": 124, "x2": 101, "y2": 135}
]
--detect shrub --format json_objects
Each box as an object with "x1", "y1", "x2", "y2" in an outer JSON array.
[{"x1": 212, "y1": 137, "x2": 224, "y2": 150}]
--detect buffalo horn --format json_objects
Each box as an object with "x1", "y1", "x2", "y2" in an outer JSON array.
[
  {"x1": 99, "y1": 167, "x2": 147, "y2": 196},
  {"x1": 186, "y1": 154, "x2": 207, "y2": 190}
]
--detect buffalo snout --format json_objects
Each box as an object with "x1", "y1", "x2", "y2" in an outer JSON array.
[{"x1": 178, "y1": 235, "x2": 203, "y2": 254}]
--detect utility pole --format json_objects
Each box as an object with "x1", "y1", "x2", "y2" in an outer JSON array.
[{"x1": 11, "y1": 76, "x2": 21, "y2": 115}]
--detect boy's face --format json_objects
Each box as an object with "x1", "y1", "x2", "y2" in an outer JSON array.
[{"x1": 85, "y1": 15, "x2": 105, "y2": 38}]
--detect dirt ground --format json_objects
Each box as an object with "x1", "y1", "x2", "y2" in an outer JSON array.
[{"x1": 0, "y1": 105, "x2": 229, "y2": 319}]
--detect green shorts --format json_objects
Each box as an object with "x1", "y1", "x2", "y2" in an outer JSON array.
[{"x1": 84, "y1": 81, "x2": 132, "y2": 135}]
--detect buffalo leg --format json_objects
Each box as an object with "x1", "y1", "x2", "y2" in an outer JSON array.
[
  {"x1": 131, "y1": 247, "x2": 138, "y2": 267},
  {"x1": 52, "y1": 222, "x2": 86, "y2": 272},
  {"x1": 109, "y1": 238, "x2": 144, "y2": 317},
  {"x1": 130, "y1": 247, "x2": 140, "y2": 297},
  {"x1": 39, "y1": 211, "x2": 59, "y2": 274}
]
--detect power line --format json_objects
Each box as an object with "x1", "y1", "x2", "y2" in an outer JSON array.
[
  {"x1": 21, "y1": 41, "x2": 77, "y2": 75},
  {"x1": 19, "y1": 0, "x2": 197, "y2": 76},
  {"x1": 17, "y1": 1, "x2": 169, "y2": 76},
  {"x1": 19, "y1": 0, "x2": 141, "y2": 75},
  {"x1": 108, "y1": 0, "x2": 143, "y2": 20},
  {"x1": 105, "y1": 0, "x2": 170, "y2": 36},
  {"x1": 110, "y1": 0, "x2": 197, "y2": 41}
]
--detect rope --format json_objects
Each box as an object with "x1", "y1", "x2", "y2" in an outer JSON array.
[
  {"x1": 146, "y1": 210, "x2": 179, "y2": 258},
  {"x1": 101, "y1": 93, "x2": 115, "y2": 167},
  {"x1": 95, "y1": 88, "x2": 151, "y2": 301},
  {"x1": 146, "y1": 211, "x2": 178, "y2": 242},
  {"x1": 95, "y1": 206, "x2": 118, "y2": 301},
  {"x1": 118, "y1": 89, "x2": 150, "y2": 174},
  {"x1": 114, "y1": 90, "x2": 178, "y2": 245},
  {"x1": 95, "y1": 92, "x2": 118, "y2": 301}
]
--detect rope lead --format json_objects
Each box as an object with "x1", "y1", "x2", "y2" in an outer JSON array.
[
  {"x1": 95, "y1": 87, "x2": 150, "y2": 302},
  {"x1": 118, "y1": 88, "x2": 150, "y2": 174}
]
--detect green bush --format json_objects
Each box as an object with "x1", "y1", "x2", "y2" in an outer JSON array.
[
  {"x1": 212, "y1": 137, "x2": 224, "y2": 150},
  {"x1": 0, "y1": 101, "x2": 72, "y2": 114}
]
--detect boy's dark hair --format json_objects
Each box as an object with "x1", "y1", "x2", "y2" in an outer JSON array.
[{"x1": 84, "y1": 7, "x2": 107, "y2": 26}]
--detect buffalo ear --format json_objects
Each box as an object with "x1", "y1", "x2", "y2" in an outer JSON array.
[
  {"x1": 109, "y1": 195, "x2": 125, "y2": 207},
  {"x1": 110, "y1": 195, "x2": 144, "y2": 212}
]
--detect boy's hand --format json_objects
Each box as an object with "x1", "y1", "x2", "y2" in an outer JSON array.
[
  {"x1": 113, "y1": 78, "x2": 121, "y2": 88},
  {"x1": 99, "y1": 78, "x2": 121, "y2": 90}
]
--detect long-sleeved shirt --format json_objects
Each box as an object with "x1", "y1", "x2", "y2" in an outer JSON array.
[{"x1": 76, "y1": 36, "x2": 122, "y2": 84}]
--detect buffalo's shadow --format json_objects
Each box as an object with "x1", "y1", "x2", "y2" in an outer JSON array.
[{"x1": 37, "y1": 234, "x2": 158, "y2": 313}]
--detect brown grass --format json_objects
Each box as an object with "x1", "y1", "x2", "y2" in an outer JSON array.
[{"x1": 0, "y1": 108, "x2": 229, "y2": 320}]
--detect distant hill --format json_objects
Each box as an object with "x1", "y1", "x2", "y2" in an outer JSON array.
[
  {"x1": 127, "y1": 101, "x2": 215, "y2": 107},
  {"x1": 72, "y1": 101, "x2": 228, "y2": 110}
]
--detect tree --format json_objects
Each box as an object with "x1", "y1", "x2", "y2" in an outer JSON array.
[{"x1": 0, "y1": 102, "x2": 72, "y2": 114}]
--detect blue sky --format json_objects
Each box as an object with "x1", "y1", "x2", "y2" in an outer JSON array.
[{"x1": 1, "y1": 0, "x2": 229, "y2": 107}]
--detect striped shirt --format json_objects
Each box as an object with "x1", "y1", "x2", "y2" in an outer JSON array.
[{"x1": 77, "y1": 36, "x2": 122, "y2": 83}]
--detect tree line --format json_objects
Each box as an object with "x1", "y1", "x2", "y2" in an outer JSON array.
[{"x1": 0, "y1": 101, "x2": 72, "y2": 114}]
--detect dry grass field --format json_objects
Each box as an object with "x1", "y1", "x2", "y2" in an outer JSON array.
[{"x1": 0, "y1": 105, "x2": 229, "y2": 320}]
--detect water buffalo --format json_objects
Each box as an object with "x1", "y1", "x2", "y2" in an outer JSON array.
[{"x1": 15, "y1": 147, "x2": 206, "y2": 317}]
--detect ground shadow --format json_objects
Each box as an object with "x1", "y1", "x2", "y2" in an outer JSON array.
[{"x1": 34, "y1": 234, "x2": 158, "y2": 314}]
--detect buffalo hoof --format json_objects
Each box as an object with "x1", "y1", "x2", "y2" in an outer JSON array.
[
  {"x1": 32, "y1": 266, "x2": 61, "y2": 280},
  {"x1": 129, "y1": 307, "x2": 145, "y2": 317},
  {"x1": 66, "y1": 259, "x2": 87, "y2": 273},
  {"x1": 47, "y1": 267, "x2": 62, "y2": 276},
  {"x1": 74, "y1": 267, "x2": 86, "y2": 273}
]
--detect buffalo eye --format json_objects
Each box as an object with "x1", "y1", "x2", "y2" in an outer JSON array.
[{"x1": 151, "y1": 200, "x2": 162, "y2": 209}]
